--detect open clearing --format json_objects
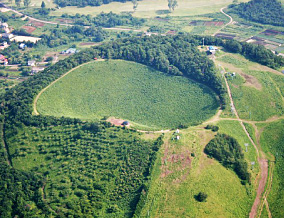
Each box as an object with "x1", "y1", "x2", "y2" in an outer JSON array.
[{"x1": 36, "y1": 60, "x2": 218, "y2": 130}]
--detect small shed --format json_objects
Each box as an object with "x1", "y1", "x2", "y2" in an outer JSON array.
[
  {"x1": 28, "y1": 60, "x2": 36, "y2": 66},
  {"x1": 19, "y1": 43, "x2": 26, "y2": 49},
  {"x1": 176, "y1": 129, "x2": 180, "y2": 134},
  {"x1": 176, "y1": 135, "x2": 180, "y2": 140},
  {"x1": 122, "y1": 121, "x2": 130, "y2": 126}
]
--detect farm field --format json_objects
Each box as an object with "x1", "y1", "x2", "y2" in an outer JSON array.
[
  {"x1": 36, "y1": 60, "x2": 219, "y2": 130},
  {"x1": 49, "y1": 0, "x2": 250, "y2": 18},
  {"x1": 215, "y1": 52, "x2": 284, "y2": 121},
  {"x1": 140, "y1": 122, "x2": 254, "y2": 218}
]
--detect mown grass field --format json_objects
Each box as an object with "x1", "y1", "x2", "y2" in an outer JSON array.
[
  {"x1": 37, "y1": 60, "x2": 219, "y2": 130},
  {"x1": 140, "y1": 125, "x2": 254, "y2": 217},
  {"x1": 216, "y1": 52, "x2": 284, "y2": 121},
  {"x1": 258, "y1": 120, "x2": 284, "y2": 218},
  {"x1": 49, "y1": 0, "x2": 250, "y2": 18}
]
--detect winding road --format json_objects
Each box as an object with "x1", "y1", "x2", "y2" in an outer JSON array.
[
  {"x1": 216, "y1": 65, "x2": 271, "y2": 218},
  {"x1": 213, "y1": 7, "x2": 234, "y2": 36}
]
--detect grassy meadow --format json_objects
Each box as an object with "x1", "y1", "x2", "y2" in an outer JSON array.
[
  {"x1": 258, "y1": 120, "x2": 284, "y2": 218},
  {"x1": 140, "y1": 126, "x2": 253, "y2": 217},
  {"x1": 216, "y1": 52, "x2": 284, "y2": 121},
  {"x1": 48, "y1": 0, "x2": 250, "y2": 18},
  {"x1": 37, "y1": 60, "x2": 219, "y2": 130}
]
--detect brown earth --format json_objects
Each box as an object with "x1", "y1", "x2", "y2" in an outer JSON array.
[
  {"x1": 22, "y1": 26, "x2": 36, "y2": 33},
  {"x1": 239, "y1": 72, "x2": 262, "y2": 90},
  {"x1": 29, "y1": 20, "x2": 45, "y2": 27}
]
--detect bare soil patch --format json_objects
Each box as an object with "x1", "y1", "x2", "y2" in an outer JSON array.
[
  {"x1": 79, "y1": 42, "x2": 100, "y2": 46},
  {"x1": 249, "y1": 159, "x2": 268, "y2": 218},
  {"x1": 29, "y1": 20, "x2": 45, "y2": 27},
  {"x1": 239, "y1": 72, "x2": 262, "y2": 90},
  {"x1": 160, "y1": 144, "x2": 192, "y2": 181},
  {"x1": 107, "y1": 117, "x2": 130, "y2": 126},
  {"x1": 22, "y1": 26, "x2": 36, "y2": 34}
]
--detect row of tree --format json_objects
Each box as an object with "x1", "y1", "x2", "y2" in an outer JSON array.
[{"x1": 61, "y1": 12, "x2": 146, "y2": 28}]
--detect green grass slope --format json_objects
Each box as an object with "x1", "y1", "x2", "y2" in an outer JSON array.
[
  {"x1": 216, "y1": 53, "x2": 284, "y2": 121},
  {"x1": 259, "y1": 120, "x2": 284, "y2": 218},
  {"x1": 37, "y1": 60, "x2": 219, "y2": 130},
  {"x1": 139, "y1": 126, "x2": 253, "y2": 218}
]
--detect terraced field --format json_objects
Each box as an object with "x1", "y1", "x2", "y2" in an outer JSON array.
[{"x1": 37, "y1": 60, "x2": 219, "y2": 130}]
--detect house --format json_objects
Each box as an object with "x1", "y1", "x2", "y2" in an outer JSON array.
[
  {"x1": 0, "y1": 42, "x2": 9, "y2": 50},
  {"x1": 19, "y1": 43, "x2": 26, "y2": 49},
  {"x1": 0, "y1": 54, "x2": 8, "y2": 65},
  {"x1": 27, "y1": 60, "x2": 36, "y2": 66},
  {"x1": 1, "y1": 33, "x2": 14, "y2": 40},
  {"x1": 1, "y1": 23, "x2": 8, "y2": 28},
  {"x1": 0, "y1": 54, "x2": 5, "y2": 61}
]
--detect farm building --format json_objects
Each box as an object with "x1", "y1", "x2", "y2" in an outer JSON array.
[
  {"x1": 27, "y1": 60, "x2": 36, "y2": 66},
  {"x1": 1, "y1": 33, "x2": 14, "y2": 40},
  {"x1": 62, "y1": 48, "x2": 79, "y2": 54},
  {"x1": 208, "y1": 46, "x2": 217, "y2": 55},
  {"x1": 11, "y1": 36, "x2": 41, "y2": 43},
  {"x1": 19, "y1": 43, "x2": 26, "y2": 49},
  {"x1": 122, "y1": 121, "x2": 130, "y2": 126}
]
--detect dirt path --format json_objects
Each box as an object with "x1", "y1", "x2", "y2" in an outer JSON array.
[
  {"x1": 213, "y1": 7, "x2": 234, "y2": 36},
  {"x1": 218, "y1": 65, "x2": 270, "y2": 218},
  {"x1": 33, "y1": 61, "x2": 94, "y2": 115}
]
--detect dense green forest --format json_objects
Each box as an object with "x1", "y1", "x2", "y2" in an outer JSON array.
[
  {"x1": 54, "y1": 0, "x2": 136, "y2": 7},
  {"x1": 229, "y1": 0, "x2": 284, "y2": 27},
  {"x1": 204, "y1": 133, "x2": 250, "y2": 183},
  {"x1": 69, "y1": 12, "x2": 146, "y2": 27}
]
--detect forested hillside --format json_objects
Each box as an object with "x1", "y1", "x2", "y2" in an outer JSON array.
[
  {"x1": 54, "y1": 0, "x2": 134, "y2": 7},
  {"x1": 229, "y1": 0, "x2": 284, "y2": 27}
]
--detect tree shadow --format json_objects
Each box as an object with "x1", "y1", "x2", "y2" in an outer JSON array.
[{"x1": 156, "y1": 9, "x2": 171, "y2": 15}]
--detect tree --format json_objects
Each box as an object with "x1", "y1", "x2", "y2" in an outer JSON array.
[
  {"x1": 24, "y1": 0, "x2": 31, "y2": 7},
  {"x1": 132, "y1": 0, "x2": 138, "y2": 11},
  {"x1": 41, "y1": 1, "x2": 46, "y2": 8},
  {"x1": 168, "y1": 0, "x2": 178, "y2": 12},
  {"x1": 195, "y1": 192, "x2": 208, "y2": 202},
  {"x1": 15, "y1": 0, "x2": 21, "y2": 7}
]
